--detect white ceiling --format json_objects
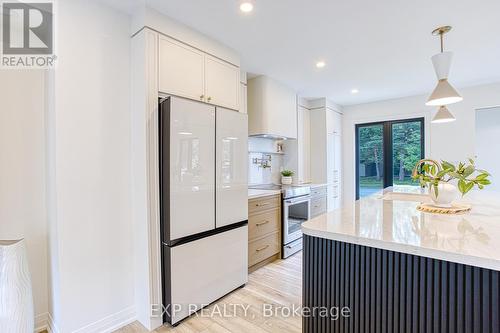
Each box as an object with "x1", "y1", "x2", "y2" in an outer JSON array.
[{"x1": 110, "y1": 0, "x2": 500, "y2": 106}]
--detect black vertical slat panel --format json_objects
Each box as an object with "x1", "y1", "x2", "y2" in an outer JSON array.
[
  {"x1": 399, "y1": 253, "x2": 406, "y2": 333},
  {"x1": 359, "y1": 246, "x2": 365, "y2": 332},
  {"x1": 339, "y1": 242, "x2": 345, "y2": 333},
  {"x1": 457, "y1": 264, "x2": 464, "y2": 333},
  {"x1": 465, "y1": 266, "x2": 473, "y2": 333},
  {"x1": 370, "y1": 247, "x2": 376, "y2": 333},
  {"x1": 335, "y1": 241, "x2": 340, "y2": 333},
  {"x1": 419, "y1": 257, "x2": 426, "y2": 333},
  {"x1": 482, "y1": 270, "x2": 490, "y2": 333},
  {"x1": 302, "y1": 236, "x2": 307, "y2": 332},
  {"x1": 405, "y1": 254, "x2": 412, "y2": 333},
  {"x1": 412, "y1": 256, "x2": 419, "y2": 333},
  {"x1": 427, "y1": 258, "x2": 433, "y2": 333},
  {"x1": 302, "y1": 236, "x2": 500, "y2": 333},
  {"x1": 387, "y1": 251, "x2": 394, "y2": 333},
  {"x1": 492, "y1": 271, "x2": 499, "y2": 333},
  {"x1": 326, "y1": 239, "x2": 332, "y2": 333},
  {"x1": 381, "y1": 250, "x2": 388, "y2": 333},
  {"x1": 449, "y1": 263, "x2": 457, "y2": 333},
  {"x1": 354, "y1": 245, "x2": 360, "y2": 333},
  {"x1": 473, "y1": 267, "x2": 481, "y2": 333},
  {"x1": 393, "y1": 251, "x2": 400, "y2": 333},
  {"x1": 441, "y1": 261, "x2": 448, "y2": 333},
  {"x1": 376, "y1": 249, "x2": 382, "y2": 333},
  {"x1": 433, "y1": 260, "x2": 441, "y2": 333}
]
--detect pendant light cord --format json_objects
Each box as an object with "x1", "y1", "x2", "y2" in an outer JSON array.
[{"x1": 440, "y1": 32, "x2": 444, "y2": 53}]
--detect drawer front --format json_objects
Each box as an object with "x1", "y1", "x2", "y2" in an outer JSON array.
[
  {"x1": 248, "y1": 208, "x2": 280, "y2": 241},
  {"x1": 311, "y1": 196, "x2": 327, "y2": 218},
  {"x1": 248, "y1": 195, "x2": 280, "y2": 215},
  {"x1": 248, "y1": 232, "x2": 280, "y2": 267},
  {"x1": 311, "y1": 186, "x2": 327, "y2": 199}
]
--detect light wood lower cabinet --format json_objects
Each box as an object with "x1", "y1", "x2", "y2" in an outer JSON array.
[{"x1": 248, "y1": 194, "x2": 281, "y2": 272}]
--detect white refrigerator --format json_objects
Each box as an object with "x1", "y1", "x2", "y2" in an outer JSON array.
[{"x1": 159, "y1": 96, "x2": 248, "y2": 325}]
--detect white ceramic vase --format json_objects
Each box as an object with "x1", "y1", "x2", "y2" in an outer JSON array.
[
  {"x1": 0, "y1": 239, "x2": 34, "y2": 333},
  {"x1": 281, "y1": 176, "x2": 292, "y2": 185},
  {"x1": 429, "y1": 182, "x2": 458, "y2": 207}
]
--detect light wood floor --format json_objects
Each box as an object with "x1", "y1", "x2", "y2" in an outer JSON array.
[{"x1": 115, "y1": 252, "x2": 302, "y2": 333}]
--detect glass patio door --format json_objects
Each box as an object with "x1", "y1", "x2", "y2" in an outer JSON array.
[{"x1": 356, "y1": 118, "x2": 424, "y2": 199}]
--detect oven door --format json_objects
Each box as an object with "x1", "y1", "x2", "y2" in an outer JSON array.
[{"x1": 283, "y1": 195, "x2": 310, "y2": 245}]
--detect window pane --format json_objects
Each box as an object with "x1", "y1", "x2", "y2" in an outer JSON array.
[
  {"x1": 358, "y1": 124, "x2": 384, "y2": 198},
  {"x1": 392, "y1": 121, "x2": 422, "y2": 187}
]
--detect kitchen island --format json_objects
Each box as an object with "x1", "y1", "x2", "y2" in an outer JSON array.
[{"x1": 301, "y1": 187, "x2": 500, "y2": 333}]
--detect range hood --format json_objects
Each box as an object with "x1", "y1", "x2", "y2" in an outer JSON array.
[{"x1": 247, "y1": 76, "x2": 297, "y2": 140}]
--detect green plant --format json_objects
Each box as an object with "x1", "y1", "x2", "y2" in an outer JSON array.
[
  {"x1": 281, "y1": 170, "x2": 294, "y2": 177},
  {"x1": 412, "y1": 158, "x2": 491, "y2": 197}
]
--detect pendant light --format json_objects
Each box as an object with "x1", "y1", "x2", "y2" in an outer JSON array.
[
  {"x1": 432, "y1": 105, "x2": 456, "y2": 123},
  {"x1": 427, "y1": 26, "x2": 461, "y2": 123}
]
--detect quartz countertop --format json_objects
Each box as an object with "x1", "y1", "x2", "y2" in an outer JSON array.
[
  {"x1": 302, "y1": 186, "x2": 500, "y2": 271},
  {"x1": 248, "y1": 189, "x2": 281, "y2": 199}
]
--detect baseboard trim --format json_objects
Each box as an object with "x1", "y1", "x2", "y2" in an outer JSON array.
[{"x1": 72, "y1": 306, "x2": 136, "y2": 333}]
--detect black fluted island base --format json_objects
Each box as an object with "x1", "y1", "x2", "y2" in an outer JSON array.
[{"x1": 302, "y1": 235, "x2": 500, "y2": 333}]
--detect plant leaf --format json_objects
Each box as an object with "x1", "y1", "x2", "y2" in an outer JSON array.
[
  {"x1": 463, "y1": 182, "x2": 474, "y2": 195},
  {"x1": 441, "y1": 160, "x2": 455, "y2": 172},
  {"x1": 458, "y1": 179, "x2": 466, "y2": 194},
  {"x1": 463, "y1": 165, "x2": 475, "y2": 178}
]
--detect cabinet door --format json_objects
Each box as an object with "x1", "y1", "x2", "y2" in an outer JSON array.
[
  {"x1": 297, "y1": 106, "x2": 310, "y2": 183},
  {"x1": 216, "y1": 108, "x2": 248, "y2": 228},
  {"x1": 239, "y1": 82, "x2": 247, "y2": 114},
  {"x1": 205, "y1": 55, "x2": 240, "y2": 110},
  {"x1": 158, "y1": 36, "x2": 205, "y2": 101}
]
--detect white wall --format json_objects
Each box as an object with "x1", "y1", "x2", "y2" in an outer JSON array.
[
  {"x1": 342, "y1": 82, "x2": 500, "y2": 202},
  {"x1": 47, "y1": 0, "x2": 135, "y2": 331},
  {"x1": 0, "y1": 70, "x2": 49, "y2": 330},
  {"x1": 476, "y1": 107, "x2": 500, "y2": 192}
]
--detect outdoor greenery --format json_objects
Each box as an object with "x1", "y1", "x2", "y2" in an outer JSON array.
[
  {"x1": 412, "y1": 158, "x2": 491, "y2": 197},
  {"x1": 358, "y1": 121, "x2": 422, "y2": 182}
]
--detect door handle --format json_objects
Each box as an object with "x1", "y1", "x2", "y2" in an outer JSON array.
[
  {"x1": 256, "y1": 220, "x2": 270, "y2": 226},
  {"x1": 256, "y1": 245, "x2": 269, "y2": 252}
]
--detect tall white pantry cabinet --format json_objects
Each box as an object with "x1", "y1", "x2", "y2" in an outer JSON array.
[
  {"x1": 309, "y1": 99, "x2": 343, "y2": 211},
  {"x1": 131, "y1": 27, "x2": 245, "y2": 331}
]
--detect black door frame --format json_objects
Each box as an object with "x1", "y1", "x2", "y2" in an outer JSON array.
[{"x1": 355, "y1": 117, "x2": 425, "y2": 200}]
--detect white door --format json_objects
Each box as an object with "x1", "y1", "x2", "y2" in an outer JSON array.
[
  {"x1": 205, "y1": 55, "x2": 240, "y2": 110},
  {"x1": 168, "y1": 97, "x2": 215, "y2": 240},
  {"x1": 169, "y1": 225, "x2": 248, "y2": 325},
  {"x1": 216, "y1": 108, "x2": 248, "y2": 227},
  {"x1": 158, "y1": 36, "x2": 205, "y2": 101}
]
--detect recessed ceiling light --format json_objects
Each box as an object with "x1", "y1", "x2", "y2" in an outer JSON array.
[
  {"x1": 351, "y1": 88, "x2": 359, "y2": 94},
  {"x1": 240, "y1": 1, "x2": 254, "y2": 12},
  {"x1": 316, "y1": 61, "x2": 326, "y2": 68}
]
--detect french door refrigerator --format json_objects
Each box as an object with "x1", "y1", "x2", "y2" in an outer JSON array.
[{"x1": 159, "y1": 96, "x2": 248, "y2": 325}]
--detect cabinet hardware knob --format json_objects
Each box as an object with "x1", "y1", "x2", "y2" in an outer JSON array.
[
  {"x1": 256, "y1": 245, "x2": 270, "y2": 252},
  {"x1": 200, "y1": 95, "x2": 204, "y2": 100},
  {"x1": 207, "y1": 96, "x2": 212, "y2": 102},
  {"x1": 256, "y1": 220, "x2": 270, "y2": 226}
]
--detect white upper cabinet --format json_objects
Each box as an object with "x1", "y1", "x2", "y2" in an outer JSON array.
[
  {"x1": 327, "y1": 109, "x2": 342, "y2": 134},
  {"x1": 159, "y1": 36, "x2": 241, "y2": 111},
  {"x1": 159, "y1": 36, "x2": 205, "y2": 102},
  {"x1": 204, "y1": 55, "x2": 240, "y2": 110}
]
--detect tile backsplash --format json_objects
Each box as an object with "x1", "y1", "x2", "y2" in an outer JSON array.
[{"x1": 248, "y1": 137, "x2": 283, "y2": 185}]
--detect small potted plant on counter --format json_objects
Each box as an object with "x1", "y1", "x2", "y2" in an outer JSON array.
[
  {"x1": 412, "y1": 158, "x2": 491, "y2": 207},
  {"x1": 281, "y1": 170, "x2": 294, "y2": 185}
]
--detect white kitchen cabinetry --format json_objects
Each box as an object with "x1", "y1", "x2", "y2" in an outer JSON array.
[
  {"x1": 158, "y1": 36, "x2": 205, "y2": 102},
  {"x1": 247, "y1": 76, "x2": 297, "y2": 139},
  {"x1": 159, "y1": 35, "x2": 240, "y2": 111},
  {"x1": 205, "y1": 55, "x2": 240, "y2": 110},
  {"x1": 309, "y1": 98, "x2": 343, "y2": 211},
  {"x1": 296, "y1": 105, "x2": 310, "y2": 183},
  {"x1": 239, "y1": 71, "x2": 247, "y2": 114}
]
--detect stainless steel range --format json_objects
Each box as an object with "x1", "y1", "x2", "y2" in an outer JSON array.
[{"x1": 249, "y1": 184, "x2": 311, "y2": 258}]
